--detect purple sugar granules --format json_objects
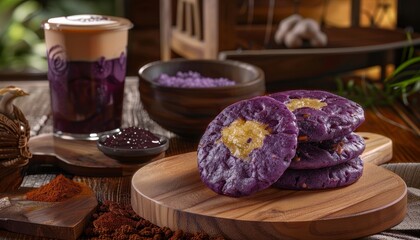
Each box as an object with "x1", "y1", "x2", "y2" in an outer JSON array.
[
  {"x1": 102, "y1": 127, "x2": 162, "y2": 149},
  {"x1": 154, "y1": 71, "x2": 236, "y2": 88}
]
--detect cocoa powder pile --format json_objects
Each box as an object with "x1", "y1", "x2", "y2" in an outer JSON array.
[
  {"x1": 26, "y1": 174, "x2": 82, "y2": 202},
  {"x1": 83, "y1": 200, "x2": 227, "y2": 240}
]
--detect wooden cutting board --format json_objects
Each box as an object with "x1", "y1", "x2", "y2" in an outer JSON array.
[
  {"x1": 28, "y1": 133, "x2": 165, "y2": 176},
  {"x1": 131, "y1": 132, "x2": 406, "y2": 240},
  {"x1": 0, "y1": 184, "x2": 97, "y2": 240}
]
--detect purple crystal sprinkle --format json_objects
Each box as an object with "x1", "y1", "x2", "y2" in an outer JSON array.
[{"x1": 154, "y1": 71, "x2": 236, "y2": 88}]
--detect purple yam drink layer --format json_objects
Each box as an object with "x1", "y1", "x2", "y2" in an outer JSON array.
[
  {"x1": 43, "y1": 15, "x2": 132, "y2": 139},
  {"x1": 48, "y1": 54, "x2": 126, "y2": 135}
]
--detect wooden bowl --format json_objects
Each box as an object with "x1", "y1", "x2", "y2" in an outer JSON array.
[{"x1": 138, "y1": 59, "x2": 265, "y2": 137}]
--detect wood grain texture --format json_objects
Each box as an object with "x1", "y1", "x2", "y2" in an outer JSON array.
[
  {"x1": 28, "y1": 134, "x2": 165, "y2": 177},
  {"x1": 0, "y1": 185, "x2": 97, "y2": 240},
  {"x1": 358, "y1": 132, "x2": 392, "y2": 165},
  {"x1": 131, "y1": 133, "x2": 407, "y2": 240}
]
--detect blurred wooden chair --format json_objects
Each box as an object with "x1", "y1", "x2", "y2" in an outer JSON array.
[{"x1": 160, "y1": 0, "x2": 236, "y2": 60}]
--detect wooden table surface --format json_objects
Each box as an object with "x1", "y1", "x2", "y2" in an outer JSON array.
[{"x1": 0, "y1": 78, "x2": 419, "y2": 239}]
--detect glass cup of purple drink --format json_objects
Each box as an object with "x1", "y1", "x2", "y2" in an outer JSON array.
[{"x1": 42, "y1": 15, "x2": 133, "y2": 140}]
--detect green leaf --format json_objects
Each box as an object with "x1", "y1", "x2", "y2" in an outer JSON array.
[
  {"x1": 0, "y1": 0, "x2": 22, "y2": 13},
  {"x1": 388, "y1": 76, "x2": 420, "y2": 88},
  {"x1": 7, "y1": 22, "x2": 26, "y2": 41},
  {"x1": 385, "y1": 56, "x2": 420, "y2": 82},
  {"x1": 12, "y1": 0, "x2": 41, "y2": 22}
]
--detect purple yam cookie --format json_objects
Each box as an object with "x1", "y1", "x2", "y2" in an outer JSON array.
[
  {"x1": 269, "y1": 90, "x2": 365, "y2": 142},
  {"x1": 290, "y1": 133, "x2": 365, "y2": 170},
  {"x1": 273, "y1": 157, "x2": 364, "y2": 190},
  {"x1": 198, "y1": 96, "x2": 298, "y2": 197}
]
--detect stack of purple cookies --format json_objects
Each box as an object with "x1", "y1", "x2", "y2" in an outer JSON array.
[
  {"x1": 197, "y1": 90, "x2": 365, "y2": 197},
  {"x1": 270, "y1": 90, "x2": 365, "y2": 190}
]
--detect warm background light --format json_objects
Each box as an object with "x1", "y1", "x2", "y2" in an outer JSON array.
[
  {"x1": 323, "y1": 0, "x2": 398, "y2": 80},
  {"x1": 302, "y1": 0, "x2": 397, "y2": 28}
]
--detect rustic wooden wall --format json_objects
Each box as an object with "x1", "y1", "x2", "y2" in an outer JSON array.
[{"x1": 124, "y1": 0, "x2": 163, "y2": 76}]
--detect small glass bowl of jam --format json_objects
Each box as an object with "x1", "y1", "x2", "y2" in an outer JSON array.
[{"x1": 97, "y1": 127, "x2": 169, "y2": 161}]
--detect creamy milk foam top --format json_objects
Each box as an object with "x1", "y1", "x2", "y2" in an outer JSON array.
[
  {"x1": 47, "y1": 15, "x2": 120, "y2": 27},
  {"x1": 43, "y1": 15, "x2": 133, "y2": 61}
]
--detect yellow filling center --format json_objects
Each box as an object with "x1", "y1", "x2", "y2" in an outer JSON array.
[
  {"x1": 286, "y1": 98, "x2": 327, "y2": 112},
  {"x1": 221, "y1": 119, "x2": 270, "y2": 159}
]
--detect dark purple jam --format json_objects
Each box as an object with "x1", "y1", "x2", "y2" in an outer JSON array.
[
  {"x1": 102, "y1": 127, "x2": 162, "y2": 149},
  {"x1": 155, "y1": 71, "x2": 235, "y2": 88},
  {"x1": 47, "y1": 45, "x2": 126, "y2": 134}
]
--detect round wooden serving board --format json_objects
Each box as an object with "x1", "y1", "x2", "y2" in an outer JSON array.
[{"x1": 131, "y1": 133, "x2": 407, "y2": 240}]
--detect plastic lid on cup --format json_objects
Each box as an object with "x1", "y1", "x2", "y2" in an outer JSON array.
[{"x1": 42, "y1": 14, "x2": 133, "y2": 31}]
